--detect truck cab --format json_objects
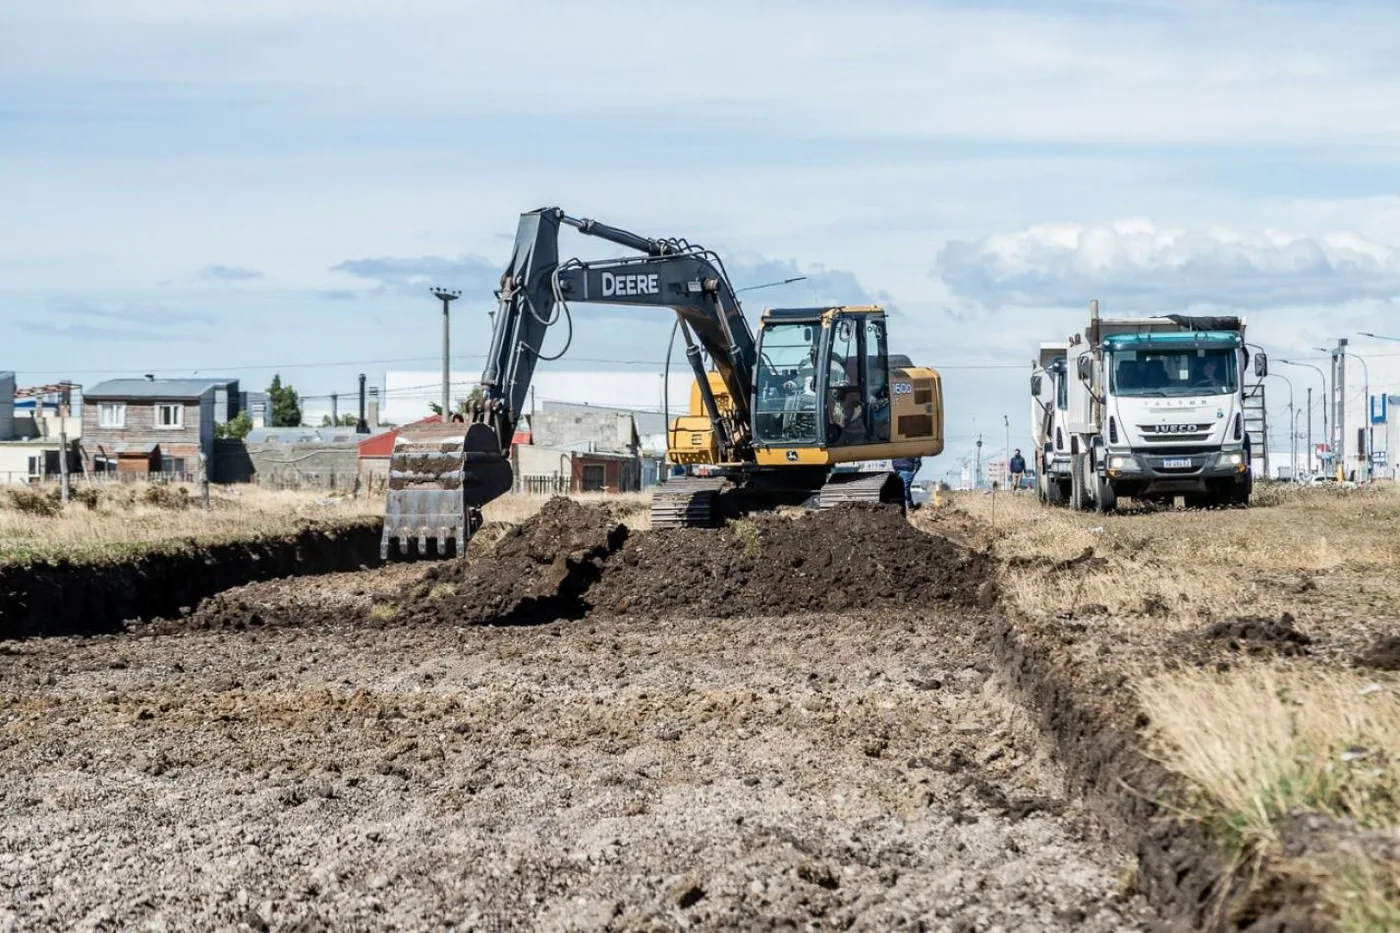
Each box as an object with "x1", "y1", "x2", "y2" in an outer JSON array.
[
  {"x1": 1029, "y1": 342, "x2": 1070, "y2": 503},
  {"x1": 1064, "y1": 311, "x2": 1263, "y2": 511}
]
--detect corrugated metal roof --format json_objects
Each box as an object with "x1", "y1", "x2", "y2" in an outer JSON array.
[
  {"x1": 113, "y1": 442, "x2": 160, "y2": 454},
  {"x1": 86, "y1": 378, "x2": 231, "y2": 399}
]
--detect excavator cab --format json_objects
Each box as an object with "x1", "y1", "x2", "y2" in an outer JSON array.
[{"x1": 753, "y1": 307, "x2": 893, "y2": 451}]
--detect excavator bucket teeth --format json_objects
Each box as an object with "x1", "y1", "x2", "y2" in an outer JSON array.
[{"x1": 381, "y1": 422, "x2": 511, "y2": 558}]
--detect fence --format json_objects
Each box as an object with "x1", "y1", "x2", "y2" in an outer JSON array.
[
  {"x1": 518, "y1": 474, "x2": 573, "y2": 496},
  {"x1": 252, "y1": 469, "x2": 385, "y2": 493},
  {"x1": 83, "y1": 471, "x2": 199, "y2": 485}
]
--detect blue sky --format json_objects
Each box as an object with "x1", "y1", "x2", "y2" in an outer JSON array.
[{"x1": 5, "y1": 0, "x2": 1400, "y2": 477}]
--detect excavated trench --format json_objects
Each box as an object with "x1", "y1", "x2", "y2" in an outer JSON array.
[
  {"x1": 0, "y1": 521, "x2": 384, "y2": 640},
  {"x1": 0, "y1": 499, "x2": 1316, "y2": 929}
]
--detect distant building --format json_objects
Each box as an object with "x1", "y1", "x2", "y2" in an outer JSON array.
[
  {"x1": 81, "y1": 376, "x2": 229, "y2": 478},
  {"x1": 0, "y1": 375, "x2": 81, "y2": 484},
  {"x1": 540, "y1": 400, "x2": 671, "y2": 483},
  {"x1": 517, "y1": 407, "x2": 643, "y2": 493},
  {"x1": 381, "y1": 369, "x2": 692, "y2": 426},
  {"x1": 0, "y1": 372, "x2": 12, "y2": 442}
]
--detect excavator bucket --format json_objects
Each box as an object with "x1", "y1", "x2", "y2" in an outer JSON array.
[{"x1": 381, "y1": 421, "x2": 513, "y2": 559}]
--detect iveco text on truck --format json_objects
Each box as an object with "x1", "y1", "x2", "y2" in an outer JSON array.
[{"x1": 1060, "y1": 300, "x2": 1266, "y2": 512}]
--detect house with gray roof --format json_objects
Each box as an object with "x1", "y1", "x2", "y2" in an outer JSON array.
[{"x1": 81, "y1": 375, "x2": 235, "y2": 478}]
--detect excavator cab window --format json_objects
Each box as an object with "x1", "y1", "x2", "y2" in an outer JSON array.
[
  {"x1": 864, "y1": 318, "x2": 891, "y2": 443},
  {"x1": 825, "y1": 318, "x2": 863, "y2": 446},
  {"x1": 825, "y1": 313, "x2": 891, "y2": 447},
  {"x1": 753, "y1": 322, "x2": 822, "y2": 446}
]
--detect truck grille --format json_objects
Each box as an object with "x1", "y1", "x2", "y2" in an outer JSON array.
[
  {"x1": 1137, "y1": 445, "x2": 1218, "y2": 456},
  {"x1": 1136, "y1": 427, "x2": 1212, "y2": 443}
]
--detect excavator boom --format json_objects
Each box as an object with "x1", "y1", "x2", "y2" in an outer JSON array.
[{"x1": 382, "y1": 207, "x2": 758, "y2": 557}]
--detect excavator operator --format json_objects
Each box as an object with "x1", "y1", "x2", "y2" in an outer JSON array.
[{"x1": 828, "y1": 356, "x2": 867, "y2": 446}]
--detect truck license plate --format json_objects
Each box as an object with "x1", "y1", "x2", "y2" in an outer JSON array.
[{"x1": 1163, "y1": 458, "x2": 1193, "y2": 469}]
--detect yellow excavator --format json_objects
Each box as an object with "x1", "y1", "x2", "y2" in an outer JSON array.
[{"x1": 382, "y1": 207, "x2": 943, "y2": 556}]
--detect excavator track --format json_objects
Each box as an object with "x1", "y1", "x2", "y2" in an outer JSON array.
[
  {"x1": 816, "y1": 470, "x2": 906, "y2": 511},
  {"x1": 648, "y1": 476, "x2": 728, "y2": 530}
]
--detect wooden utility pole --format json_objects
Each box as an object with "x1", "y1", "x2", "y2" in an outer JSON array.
[{"x1": 57, "y1": 396, "x2": 71, "y2": 505}]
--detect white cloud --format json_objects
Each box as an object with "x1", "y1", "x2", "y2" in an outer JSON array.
[
  {"x1": 5, "y1": 1, "x2": 1400, "y2": 145},
  {"x1": 934, "y1": 219, "x2": 1400, "y2": 311}
]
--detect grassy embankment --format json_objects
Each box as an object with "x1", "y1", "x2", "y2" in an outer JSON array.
[{"x1": 952, "y1": 484, "x2": 1400, "y2": 930}]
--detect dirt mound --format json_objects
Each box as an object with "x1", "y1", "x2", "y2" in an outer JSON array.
[
  {"x1": 399, "y1": 497, "x2": 628, "y2": 627},
  {"x1": 1356, "y1": 633, "x2": 1400, "y2": 671},
  {"x1": 390, "y1": 500, "x2": 990, "y2": 628},
  {"x1": 587, "y1": 503, "x2": 989, "y2": 619},
  {"x1": 1194, "y1": 612, "x2": 1312, "y2": 656}
]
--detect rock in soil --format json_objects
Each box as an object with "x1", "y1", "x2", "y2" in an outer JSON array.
[
  {"x1": 1185, "y1": 612, "x2": 1313, "y2": 657},
  {"x1": 1355, "y1": 633, "x2": 1400, "y2": 671}
]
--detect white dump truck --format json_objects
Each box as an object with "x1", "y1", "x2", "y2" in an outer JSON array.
[
  {"x1": 1059, "y1": 301, "x2": 1266, "y2": 512},
  {"x1": 1029, "y1": 342, "x2": 1070, "y2": 504}
]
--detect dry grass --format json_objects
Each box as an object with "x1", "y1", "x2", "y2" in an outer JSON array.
[
  {"x1": 951, "y1": 484, "x2": 1400, "y2": 927},
  {"x1": 0, "y1": 484, "x2": 655, "y2": 565},
  {"x1": 947, "y1": 484, "x2": 1400, "y2": 623},
  {"x1": 0, "y1": 483, "x2": 381, "y2": 564},
  {"x1": 1140, "y1": 668, "x2": 1400, "y2": 930}
]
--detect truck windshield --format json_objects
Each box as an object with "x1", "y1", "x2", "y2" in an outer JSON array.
[
  {"x1": 754, "y1": 322, "x2": 821, "y2": 445},
  {"x1": 1109, "y1": 347, "x2": 1238, "y2": 397}
]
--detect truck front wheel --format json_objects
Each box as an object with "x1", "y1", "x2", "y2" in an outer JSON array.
[
  {"x1": 1095, "y1": 474, "x2": 1117, "y2": 513},
  {"x1": 1229, "y1": 472, "x2": 1253, "y2": 507},
  {"x1": 1069, "y1": 455, "x2": 1086, "y2": 511}
]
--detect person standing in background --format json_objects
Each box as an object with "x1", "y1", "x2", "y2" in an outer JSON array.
[
  {"x1": 892, "y1": 456, "x2": 921, "y2": 510},
  {"x1": 1008, "y1": 448, "x2": 1027, "y2": 491}
]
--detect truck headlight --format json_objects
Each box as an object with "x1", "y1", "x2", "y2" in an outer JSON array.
[
  {"x1": 1227, "y1": 453, "x2": 1242, "y2": 465},
  {"x1": 1110, "y1": 456, "x2": 1126, "y2": 469}
]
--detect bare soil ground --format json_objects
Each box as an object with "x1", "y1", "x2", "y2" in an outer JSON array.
[
  {"x1": 0, "y1": 502, "x2": 1155, "y2": 932},
  {"x1": 11, "y1": 486, "x2": 1394, "y2": 930}
]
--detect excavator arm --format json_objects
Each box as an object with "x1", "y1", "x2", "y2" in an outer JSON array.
[
  {"x1": 382, "y1": 206, "x2": 758, "y2": 557},
  {"x1": 476, "y1": 207, "x2": 756, "y2": 458}
]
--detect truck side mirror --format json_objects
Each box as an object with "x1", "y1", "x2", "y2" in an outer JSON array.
[
  {"x1": 1031, "y1": 375, "x2": 1042, "y2": 395},
  {"x1": 1076, "y1": 356, "x2": 1092, "y2": 381},
  {"x1": 1254, "y1": 352, "x2": 1268, "y2": 378}
]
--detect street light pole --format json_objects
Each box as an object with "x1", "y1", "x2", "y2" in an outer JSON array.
[
  {"x1": 1278, "y1": 359, "x2": 1328, "y2": 473},
  {"x1": 1352, "y1": 352, "x2": 1372, "y2": 480},
  {"x1": 431, "y1": 287, "x2": 461, "y2": 418},
  {"x1": 1293, "y1": 408, "x2": 1303, "y2": 482},
  {"x1": 1319, "y1": 340, "x2": 1349, "y2": 478},
  {"x1": 1270, "y1": 373, "x2": 1294, "y2": 481},
  {"x1": 1306, "y1": 386, "x2": 1312, "y2": 474}
]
